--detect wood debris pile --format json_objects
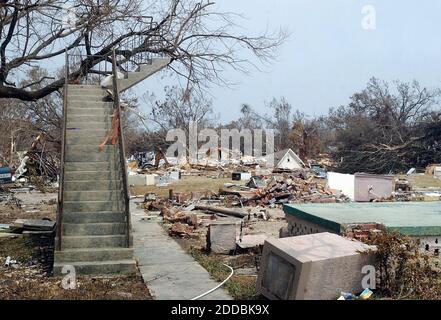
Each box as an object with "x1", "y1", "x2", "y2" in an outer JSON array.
[{"x1": 223, "y1": 171, "x2": 350, "y2": 206}]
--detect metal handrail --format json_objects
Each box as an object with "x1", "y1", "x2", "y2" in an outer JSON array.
[
  {"x1": 56, "y1": 50, "x2": 69, "y2": 251},
  {"x1": 111, "y1": 49, "x2": 131, "y2": 247},
  {"x1": 66, "y1": 53, "x2": 111, "y2": 85},
  {"x1": 65, "y1": 47, "x2": 160, "y2": 85}
]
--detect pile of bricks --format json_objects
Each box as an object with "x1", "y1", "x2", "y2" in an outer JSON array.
[{"x1": 344, "y1": 223, "x2": 384, "y2": 242}]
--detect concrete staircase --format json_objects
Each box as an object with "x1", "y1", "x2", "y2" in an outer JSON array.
[
  {"x1": 117, "y1": 58, "x2": 170, "y2": 92},
  {"x1": 54, "y1": 58, "x2": 170, "y2": 276}
]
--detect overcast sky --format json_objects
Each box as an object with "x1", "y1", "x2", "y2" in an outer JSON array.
[{"x1": 136, "y1": 0, "x2": 441, "y2": 123}]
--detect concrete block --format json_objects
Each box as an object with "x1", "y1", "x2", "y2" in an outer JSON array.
[
  {"x1": 237, "y1": 234, "x2": 268, "y2": 249},
  {"x1": 207, "y1": 223, "x2": 237, "y2": 254},
  {"x1": 257, "y1": 232, "x2": 376, "y2": 300}
]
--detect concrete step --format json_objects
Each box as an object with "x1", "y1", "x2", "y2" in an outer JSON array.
[
  {"x1": 63, "y1": 211, "x2": 125, "y2": 223},
  {"x1": 66, "y1": 145, "x2": 114, "y2": 154},
  {"x1": 65, "y1": 150, "x2": 117, "y2": 162},
  {"x1": 67, "y1": 114, "x2": 113, "y2": 123},
  {"x1": 67, "y1": 94, "x2": 108, "y2": 102},
  {"x1": 67, "y1": 92, "x2": 108, "y2": 99},
  {"x1": 68, "y1": 84, "x2": 102, "y2": 90},
  {"x1": 64, "y1": 190, "x2": 123, "y2": 202},
  {"x1": 66, "y1": 121, "x2": 111, "y2": 130},
  {"x1": 65, "y1": 153, "x2": 115, "y2": 163},
  {"x1": 66, "y1": 135, "x2": 110, "y2": 146},
  {"x1": 64, "y1": 180, "x2": 121, "y2": 191},
  {"x1": 68, "y1": 86, "x2": 106, "y2": 94},
  {"x1": 64, "y1": 170, "x2": 119, "y2": 181},
  {"x1": 118, "y1": 58, "x2": 170, "y2": 92},
  {"x1": 66, "y1": 128, "x2": 108, "y2": 138},
  {"x1": 53, "y1": 259, "x2": 136, "y2": 276},
  {"x1": 54, "y1": 247, "x2": 133, "y2": 263},
  {"x1": 64, "y1": 201, "x2": 122, "y2": 213},
  {"x1": 63, "y1": 222, "x2": 126, "y2": 236},
  {"x1": 61, "y1": 235, "x2": 127, "y2": 249},
  {"x1": 64, "y1": 161, "x2": 118, "y2": 171},
  {"x1": 68, "y1": 102, "x2": 113, "y2": 109}
]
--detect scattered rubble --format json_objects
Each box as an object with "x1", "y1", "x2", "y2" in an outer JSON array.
[
  {"x1": 169, "y1": 222, "x2": 194, "y2": 238},
  {"x1": 224, "y1": 171, "x2": 349, "y2": 206}
]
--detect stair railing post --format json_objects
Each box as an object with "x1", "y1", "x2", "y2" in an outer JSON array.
[
  {"x1": 56, "y1": 49, "x2": 69, "y2": 251},
  {"x1": 111, "y1": 49, "x2": 132, "y2": 247}
]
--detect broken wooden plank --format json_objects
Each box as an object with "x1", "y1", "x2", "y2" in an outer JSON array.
[{"x1": 12, "y1": 219, "x2": 55, "y2": 231}]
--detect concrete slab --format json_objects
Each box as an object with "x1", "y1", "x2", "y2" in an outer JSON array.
[
  {"x1": 131, "y1": 200, "x2": 232, "y2": 300},
  {"x1": 208, "y1": 223, "x2": 237, "y2": 254},
  {"x1": 284, "y1": 202, "x2": 441, "y2": 236},
  {"x1": 237, "y1": 234, "x2": 269, "y2": 249}
]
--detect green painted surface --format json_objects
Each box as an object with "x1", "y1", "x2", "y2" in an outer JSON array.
[{"x1": 283, "y1": 202, "x2": 441, "y2": 236}]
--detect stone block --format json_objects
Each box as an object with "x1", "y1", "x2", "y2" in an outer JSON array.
[
  {"x1": 207, "y1": 223, "x2": 237, "y2": 254},
  {"x1": 257, "y1": 232, "x2": 376, "y2": 300}
]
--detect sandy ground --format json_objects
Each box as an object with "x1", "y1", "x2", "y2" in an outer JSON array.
[{"x1": 0, "y1": 191, "x2": 57, "y2": 224}]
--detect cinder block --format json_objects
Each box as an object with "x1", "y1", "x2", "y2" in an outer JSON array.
[
  {"x1": 257, "y1": 232, "x2": 376, "y2": 300},
  {"x1": 207, "y1": 223, "x2": 237, "y2": 254}
]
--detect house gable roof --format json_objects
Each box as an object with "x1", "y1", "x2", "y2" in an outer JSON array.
[{"x1": 271, "y1": 148, "x2": 305, "y2": 167}]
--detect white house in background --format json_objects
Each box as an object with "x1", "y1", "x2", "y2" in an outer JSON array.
[{"x1": 266, "y1": 148, "x2": 305, "y2": 170}]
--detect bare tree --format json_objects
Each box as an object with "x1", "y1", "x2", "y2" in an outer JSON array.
[
  {"x1": 0, "y1": 98, "x2": 38, "y2": 165},
  {"x1": 0, "y1": 0, "x2": 287, "y2": 101},
  {"x1": 236, "y1": 104, "x2": 263, "y2": 129},
  {"x1": 266, "y1": 97, "x2": 292, "y2": 150},
  {"x1": 328, "y1": 78, "x2": 441, "y2": 173},
  {"x1": 20, "y1": 67, "x2": 63, "y2": 132},
  {"x1": 289, "y1": 111, "x2": 326, "y2": 161},
  {"x1": 145, "y1": 85, "x2": 214, "y2": 137}
]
